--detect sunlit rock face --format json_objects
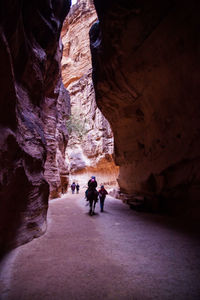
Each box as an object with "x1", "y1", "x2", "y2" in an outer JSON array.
[
  {"x1": 62, "y1": 0, "x2": 97, "y2": 87},
  {"x1": 0, "y1": 0, "x2": 70, "y2": 256},
  {"x1": 61, "y1": 0, "x2": 118, "y2": 189},
  {"x1": 91, "y1": 0, "x2": 200, "y2": 217}
]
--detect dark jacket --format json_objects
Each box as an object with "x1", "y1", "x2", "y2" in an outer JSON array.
[
  {"x1": 71, "y1": 183, "x2": 76, "y2": 191},
  {"x1": 88, "y1": 179, "x2": 97, "y2": 190}
]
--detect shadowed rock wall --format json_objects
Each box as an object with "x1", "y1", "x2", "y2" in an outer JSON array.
[
  {"x1": 90, "y1": 0, "x2": 200, "y2": 217},
  {"x1": 0, "y1": 0, "x2": 70, "y2": 256}
]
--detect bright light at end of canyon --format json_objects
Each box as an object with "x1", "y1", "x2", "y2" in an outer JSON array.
[{"x1": 72, "y1": 0, "x2": 77, "y2": 5}]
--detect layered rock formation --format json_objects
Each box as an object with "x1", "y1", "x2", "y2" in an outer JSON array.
[
  {"x1": 61, "y1": 0, "x2": 118, "y2": 188},
  {"x1": 44, "y1": 78, "x2": 70, "y2": 199},
  {"x1": 0, "y1": 0, "x2": 70, "y2": 256},
  {"x1": 62, "y1": 0, "x2": 97, "y2": 87},
  {"x1": 90, "y1": 0, "x2": 200, "y2": 217}
]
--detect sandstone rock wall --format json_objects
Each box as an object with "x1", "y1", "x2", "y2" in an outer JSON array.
[
  {"x1": 90, "y1": 0, "x2": 200, "y2": 217},
  {"x1": 62, "y1": 0, "x2": 97, "y2": 88},
  {"x1": 61, "y1": 0, "x2": 118, "y2": 189},
  {"x1": 0, "y1": 0, "x2": 70, "y2": 256},
  {"x1": 44, "y1": 70, "x2": 70, "y2": 199}
]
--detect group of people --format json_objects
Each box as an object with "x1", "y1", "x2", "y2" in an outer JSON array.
[
  {"x1": 70, "y1": 182, "x2": 80, "y2": 194},
  {"x1": 86, "y1": 176, "x2": 108, "y2": 212},
  {"x1": 70, "y1": 176, "x2": 108, "y2": 212}
]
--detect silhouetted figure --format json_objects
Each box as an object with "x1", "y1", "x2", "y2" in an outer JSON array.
[
  {"x1": 88, "y1": 176, "x2": 97, "y2": 191},
  {"x1": 76, "y1": 183, "x2": 80, "y2": 194},
  {"x1": 98, "y1": 185, "x2": 108, "y2": 212},
  {"x1": 71, "y1": 182, "x2": 76, "y2": 194},
  {"x1": 86, "y1": 176, "x2": 98, "y2": 215}
]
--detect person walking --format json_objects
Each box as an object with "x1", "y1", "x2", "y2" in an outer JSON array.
[
  {"x1": 98, "y1": 185, "x2": 108, "y2": 212},
  {"x1": 71, "y1": 182, "x2": 76, "y2": 194},
  {"x1": 76, "y1": 183, "x2": 80, "y2": 194}
]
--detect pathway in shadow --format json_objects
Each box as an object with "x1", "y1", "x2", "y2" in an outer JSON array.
[{"x1": 1, "y1": 192, "x2": 200, "y2": 299}]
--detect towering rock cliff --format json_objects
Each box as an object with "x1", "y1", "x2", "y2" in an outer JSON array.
[
  {"x1": 0, "y1": 0, "x2": 70, "y2": 256},
  {"x1": 90, "y1": 0, "x2": 200, "y2": 218},
  {"x1": 61, "y1": 0, "x2": 118, "y2": 188}
]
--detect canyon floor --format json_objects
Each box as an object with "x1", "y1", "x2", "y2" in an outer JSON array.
[{"x1": 1, "y1": 192, "x2": 200, "y2": 300}]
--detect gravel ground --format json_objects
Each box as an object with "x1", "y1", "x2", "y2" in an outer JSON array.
[{"x1": 0, "y1": 192, "x2": 200, "y2": 300}]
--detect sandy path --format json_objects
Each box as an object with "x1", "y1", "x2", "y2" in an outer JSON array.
[{"x1": 0, "y1": 192, "x2": 200, "y2": 300}]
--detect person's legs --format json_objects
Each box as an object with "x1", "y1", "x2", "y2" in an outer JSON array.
[
  {"x1": 101, "y1": 196, "x2": 106, "y2": 212},
  {"x1": 89, "y1": 199, "x2": 93, "y2": 215},
  {"x1": 100, "y1": 198, "x2": 104, "y2": 212},
  {"x1": 102, "y1": 198, "x2": 105, "y2": 211}
]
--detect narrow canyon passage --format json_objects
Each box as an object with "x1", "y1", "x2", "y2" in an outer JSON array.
[{"x1": 1, "y1": 194, "x2": 200, "y2": 300}]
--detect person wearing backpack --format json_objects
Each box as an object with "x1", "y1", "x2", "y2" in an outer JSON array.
[{"x1": 98, "y1": 185, "x2": 108, "y2": 212}]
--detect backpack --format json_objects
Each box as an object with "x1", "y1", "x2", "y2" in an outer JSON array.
[{"x1": 99, "y1": 189, "x2": 107, "y2": 197}]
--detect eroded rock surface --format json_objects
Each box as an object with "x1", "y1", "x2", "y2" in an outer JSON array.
[
  {"x1": 44, "y1": 70, "x2": 70, "y2": 199},
  {"x1": 90, "y1": 0, "x2": 200, "y2": 217},
  {"x1": 0, "y1": 0, "x2": 70, "y2": 256},
  {"x1": 62, "y1": 0, "x2": 97, "y2": 88},
  {"x1": 62, "y1": 0, "x2": 118, "y2": 188}
]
